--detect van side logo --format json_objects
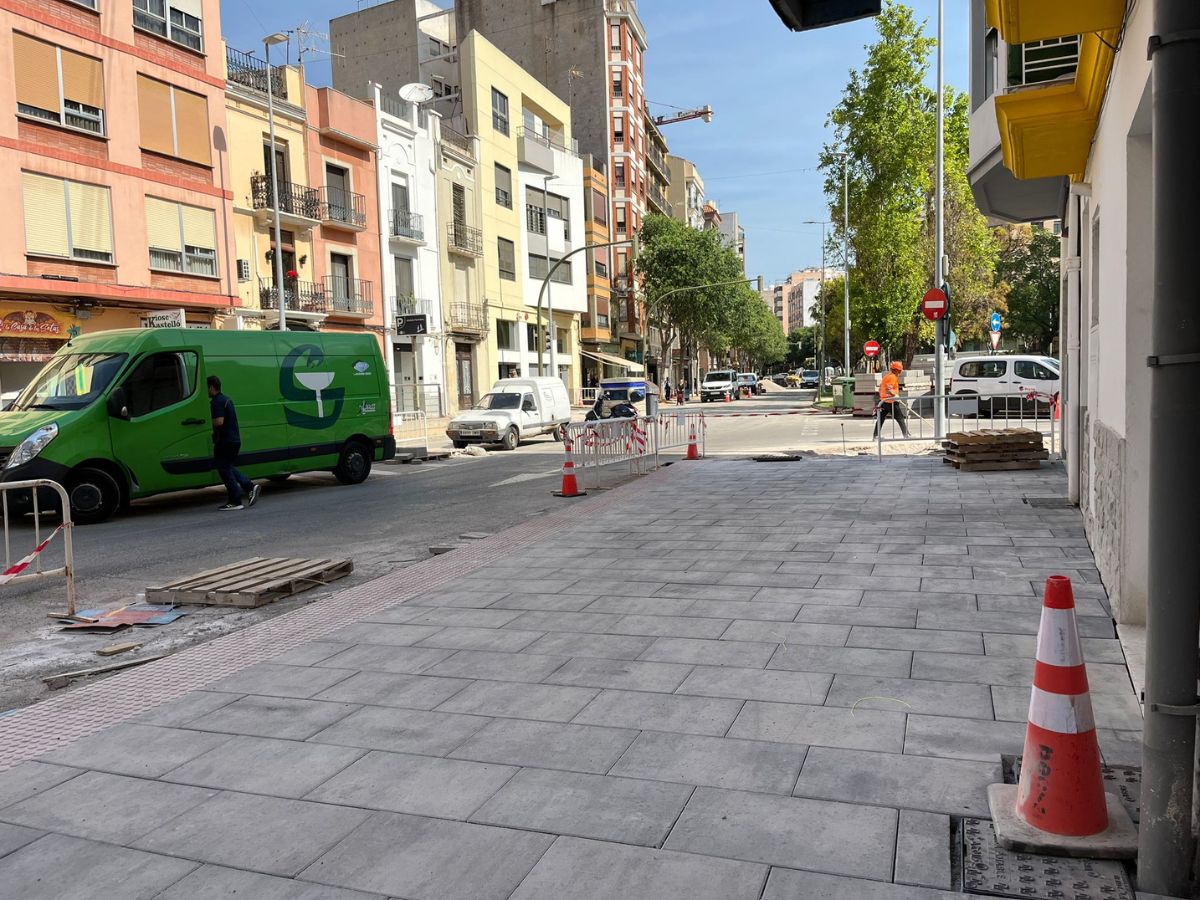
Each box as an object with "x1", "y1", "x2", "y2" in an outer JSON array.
[{"x1": 281, "y1": 344, "x2": 344, "y2": 429}]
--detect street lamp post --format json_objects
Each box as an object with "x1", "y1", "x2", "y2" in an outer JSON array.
[
  {"x1": 263, "y1": 32, "x2": 289, "y2": 332},
  {"x1": 933, "y1": 0, "x2": 947, "y2": 438},
  {"x1": 841, "y1": 160, "x2": 850, "y2": 375},
  {"x1": 542, "y1": 173, "x2": 557, "y2": 378},
  {"x1": 803, "y1": 219, "x2": 831, "y2": 393}
]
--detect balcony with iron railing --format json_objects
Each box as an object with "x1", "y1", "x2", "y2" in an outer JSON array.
[
  {"x1": 446, "y1": 222, "x2": 483, "y2": 257},
  {"x1": 646, "y1": 182, "x2": 669, "y2": 215},
  {"x1": 394, "y1": 295, "x2": 435, "y2": 318},
  {"x1": 516, "y1": 125, "x2": 579, "y2": 172},
  {"x1": 251, "y1": 174, "x2": 321, "y2": 224},
  {"x1": 646, "y1": 142, "x2": 670, "y2": 180},
  {"x1": 319, "y1": 185, "x2": 367, "y2": 230},
  {"x1": 226, "y1": 46, "x2": 287, "y2": 99},
  {"x1": 389, "y1": 209, "x2": 424, "y2": 242},
  {"x1": 446, "y1": 301, "x2": 487, "y2": 333},
  {"x1": 1006, "y1": 36, "x2": 1079, "y2": 90},
  {"x1": 324, "y1": 276, "x2": 373, "y2": 316},
  {"x1": 440, "y1": 125, "x2": 476, "y2": 159},
  {"x1": 258, "y1": 277, "x2": 327, "y2": 314}
]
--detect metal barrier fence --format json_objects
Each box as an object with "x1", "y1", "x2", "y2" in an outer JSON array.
[
  {"x1": 655, "y1": 410, "x2": 706, "y2": 455},
  {"x1": 0, "y1": 479, "x2": 76, "y2": 616},
  {"x1": 394, "y1": 411, "x2": 428, "y2": 451},
  {"x1": 875, "y1": 392, "x2": 1060, "y2": 459},
  {"x1": 395, "y1": 383, "x2": 445, "y2": 417},
  {"x1": 560, "y1": 413, "x2": 705, "y2": 489}
]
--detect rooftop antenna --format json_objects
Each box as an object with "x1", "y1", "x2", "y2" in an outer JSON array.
[{"x1": 293, "y1": 21, "x2": 343, "y2": 65}]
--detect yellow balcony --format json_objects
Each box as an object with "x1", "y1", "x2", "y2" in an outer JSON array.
[
  {"x1": 995, "y1": 30, "x2": 1118, "y2": 180},
  {"x1": 985, "y1": 0, "x2": 1125, "y2": 44}
]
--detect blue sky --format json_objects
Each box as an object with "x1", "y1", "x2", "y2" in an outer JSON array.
[{"x1": 220, "y1": 1, "x2": 968, "y2": 284}]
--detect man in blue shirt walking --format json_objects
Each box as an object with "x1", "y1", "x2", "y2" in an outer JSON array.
[{"x1": 208, "y1": 375, "x2": 260, "y2": 511}]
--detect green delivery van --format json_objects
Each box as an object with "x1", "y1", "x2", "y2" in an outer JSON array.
[{"x1": 0, "y1": 328, "x2": 395, "y2": 523}]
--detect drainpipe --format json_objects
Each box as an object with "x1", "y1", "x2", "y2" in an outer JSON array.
[
  {"x1": 1140, "y1": 1, "x2": 1200, "y2": 892},
  {"x1": 1064, "y1": 188, "x2": 1084, "y2": 504}
]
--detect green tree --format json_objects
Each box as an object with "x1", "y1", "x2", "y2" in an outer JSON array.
[{"x1": 995, "y1": 224, "x2": 1060, "y2": 352}]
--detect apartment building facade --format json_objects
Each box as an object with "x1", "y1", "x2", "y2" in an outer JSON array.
[
  {"x1": 968, "y1": 0, "x2": 1141, "y2": 624},
  {"x1": 667, "y1": 154, "x2": 705, "y2": 229},
  {"x1": 0, "y1": 0, "x2": 235, "y2": 391}
]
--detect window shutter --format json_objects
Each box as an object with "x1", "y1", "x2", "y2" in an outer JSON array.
[
  {"x1": 137, "y1": 75, "x2": 175, "y2": 156},
  {"x1": 171, "y1": 0, "x2": 203, "y2": 17},
  {"x1": 180, "y1": 204, "x2": 215, "y2": 251},
  {"x1": 68, "y1": 182, "x2": 113, "y2": 257},
  {"x1": 13, "y1": 35, "x2": 61, "y2": 114},
  {"x1": 59, "y1": 48, "x2": 104, "y2": 109},
  {"x1": 172, "y1": 88, "x2": 210, "y2": 164},
  {"x1": 145, "y1": 197, "x2": 182, "y2": 251},
  {"x1": 21, "y1": 172, "x2": 69, "y2": 257}
]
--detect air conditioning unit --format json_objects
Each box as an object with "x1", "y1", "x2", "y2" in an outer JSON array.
[{"x1": 768, "y1": 0, "x2": 882, "y2": 31}]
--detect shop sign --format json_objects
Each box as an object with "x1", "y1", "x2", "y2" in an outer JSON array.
[
  {"x1": 141, "y1": 309, "x2": 187, "y2": 329},
  {"x1": 0, "y1": 309, "x2": 66, "y2": 338}
]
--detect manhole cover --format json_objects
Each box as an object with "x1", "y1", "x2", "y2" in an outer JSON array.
[
  {"x1": 1012, "y1": 759, "x2": 1140, "y2": 823},
  {"x1": 752, "y1": 454, "x2": 805, "y2": 463},
  {"x1": 1024, "y1": 497, "x2": 1075, "y2": 509},
  {"x1": 963, "y1": 818, "x2": 1134, "y2": 899}
]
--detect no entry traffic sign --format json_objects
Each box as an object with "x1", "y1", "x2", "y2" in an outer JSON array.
[
  {"x1": 922, "y1": 288, "x2": 948, "y2": 320},
  {"x1": 863, "y1": 340, "x2": 881, "y2": 358}
]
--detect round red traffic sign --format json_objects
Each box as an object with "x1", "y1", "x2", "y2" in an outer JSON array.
[
  {"x1": 863, "y1": 340, "x2": 881, "y2": 358},
  {"x1": 922, "y1": 288, "x2": 948, "y2": 320}
]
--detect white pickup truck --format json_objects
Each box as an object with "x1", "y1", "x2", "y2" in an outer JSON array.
[{"x1": 446, "y1": 377, "x2": 571, "y2": 451}]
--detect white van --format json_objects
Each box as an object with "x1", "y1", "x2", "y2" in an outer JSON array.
[
  {"x1": 950, "y1": 355, "x2": 1060, "y2": 403},
  {"x1": 446, "y1": 377, "x2": 571, "y2": 450}
]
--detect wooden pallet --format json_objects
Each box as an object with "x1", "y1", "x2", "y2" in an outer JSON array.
[
  {"x1": 146, "y1": 557, "x2": 353, "y2": 608},
  {"x1": 944, "y1": 448, "x2": 1049, "y2": 464},
  {"x1": 944, "y1": 428, "x2": 1043, "y2": 446},
  {"x1": 941, "y1": 428, "x2": 1047, "y2": 472},
  {"x1": 943, "y1": 458, "x2": 1044, "y2": 472}
]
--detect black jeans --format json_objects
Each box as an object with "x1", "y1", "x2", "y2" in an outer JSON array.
[
  {"x1": 874, "y1": 401, "x2": 910, "y2": 439},
  {"x1": 214, "y1": 442, "x2": 253, "y2": 504}
]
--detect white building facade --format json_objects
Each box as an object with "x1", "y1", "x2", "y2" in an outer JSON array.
[{"x1": 373, "y1": 85, "x2": 446, "y2": 416}]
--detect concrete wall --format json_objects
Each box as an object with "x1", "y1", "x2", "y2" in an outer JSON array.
[{"x1": 331, "y1": 0, "x2": 423, "y2": 103}]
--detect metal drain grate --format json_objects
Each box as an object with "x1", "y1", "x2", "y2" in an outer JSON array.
[
  {"x1": 963, "y1": 818, "x2": 1134, "y2": 899},
  {"x1": 1011, "y1": 758, "x2": 1141, "y2": 824},
  {"x1": 1023, "y1": 497, "x2": 1076, "y2": 509}
]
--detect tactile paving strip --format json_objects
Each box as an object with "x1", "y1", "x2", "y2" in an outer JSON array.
[{"x1": 962, "y1": 818, "x2": 1134, "y2": 900}]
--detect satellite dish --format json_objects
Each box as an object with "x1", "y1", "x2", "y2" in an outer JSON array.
[{"x1": 399, "y1": 83, "x2": 435, "y2": 104}]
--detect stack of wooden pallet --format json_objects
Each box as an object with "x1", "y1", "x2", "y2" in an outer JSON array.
[{"x1": 943, "y1": 429, "x2": 1048, "y2": 471}]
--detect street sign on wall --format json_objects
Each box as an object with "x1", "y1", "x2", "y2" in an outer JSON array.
[
  {"x1": 396, "y1": 315, "x2": 428, "y2": 336},
  {"x1": 141, "y1": 309, "x2": 186, "y2": 329},
  {"x1": 863, "y1": 340, "x2": 881, "y2": 358},
  {"x1": 922, "y1": 288, "x2": 948, "y2": 320}
]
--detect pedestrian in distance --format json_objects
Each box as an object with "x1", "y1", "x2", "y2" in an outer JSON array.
[
  {"x1": 208, "y1": 375, "x2": 260, "y2": 511},
  {"x1": 664, "y1": 377, "x2": 672, "y2": 404},
  {"x1": 874, "y1": 360, "x2": 911, "y2": 439}
]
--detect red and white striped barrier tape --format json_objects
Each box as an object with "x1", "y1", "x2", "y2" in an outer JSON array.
[{"x1": 0, "y1": 523, "x2": 65, "y2": 586}]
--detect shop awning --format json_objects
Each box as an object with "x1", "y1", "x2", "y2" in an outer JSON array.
[{"x1": 580, "y1": 349, "x2": 645, "y2": 375}]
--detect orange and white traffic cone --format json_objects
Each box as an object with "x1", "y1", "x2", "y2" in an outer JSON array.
[
  {"x1": 987, "y1": 575, "x2": 1136, "y2": 858},
  {"x1": 724, "y1": 389, "x2": 731, "y2": 403},
  {"x1": 553, "y1": 433, "x2": 587, "y2": 498},
  {"x1": 685, "y1": 420, "x2": 700, "y2": 460}
]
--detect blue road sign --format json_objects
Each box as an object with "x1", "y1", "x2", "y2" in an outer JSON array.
[{"x1": 990, "y1": 312, "x2": 1002, "y2": 333}]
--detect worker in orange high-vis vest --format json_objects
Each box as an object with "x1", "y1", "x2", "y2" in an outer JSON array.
[{"x1": 874, "y1": 360, "x2": 911, "y2": 439}]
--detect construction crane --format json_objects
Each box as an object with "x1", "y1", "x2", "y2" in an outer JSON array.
[{"x1": 652, "y1": 105, "x2": 713, "y2": 127}]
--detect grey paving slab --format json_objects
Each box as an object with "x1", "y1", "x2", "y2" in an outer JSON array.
[
  {"x1": 824, "y1": 674, "x2": 994, "y2": 719},
  {"x1": 903, "y1": 714, "x2": 1025, "y2": 761},
  {"x1": 983, "y1": 633, "x2": 1127, "y2": 664},
  {"x1": 352, "y1": 605, "x2": 425, "y2": 624},
  {"x1": 0, "y1": 771, "x2": 215, "y2": 844},
  {"x1": 325, "y1": 622, "x2": 446, "y2": 646},
  {"x1": 156, "y1": 864, "x2": 382, "y2": 900},
  {"x1": 397, "y1": 606, "x2": 527, "y2": 628},
  {"x1": 133, "y1": 690, "x2": 242, "y2": 727},
  {"x1": 921, "y1": 608, "x2": 1118, "y2": 638},
  {"x1": 664, "y1": 787, "x2": 897, "y2": 881},
  {"x1": 913, "y1": 651, "x2": 1134, "y2": 694},
  {"x1": 794, "y1": 605, "x2": 918, "y2": 627},
  {"x1": 848, "y1": 626, "x2": 984, "y2": 654},
  {"x1": 490, "y1": 592, "x2": 598, "y2": 611},
  {"x1": 306, "y1": 750, "x2": 517, "y2": 819},
  {"x1": 436, "y1": 680, "x2": 597, "y2": 721},
  {"x1": 763, "y1": 867, "x2": 961, "y2": 899},
  {"x1": 1099, "y1": 729, "x2": 1144, "y2": 767},
  {"x1": 639, "y1": 636, "x2": 776, "y2": 668},
  {"x1": 993, "y1": 685, "x2": 1144, "y2": 731},
  {"x1": 817, "y1": 573, "x2": 921, "y2": 591},
  {"x1": 409, "y1": 587, "x2": 513, "y2": 608},
  {"x1": 308, "y1": 705, "x2": 491, "y2": 756},
  {"x1": 450, "y1": 718, "x2": 637, "y2": 774},
  {"x1": 415, "y1": 626, "x2": 545, "y2": 653},
  {"x1": 545, "y1": 657, "x2": 694, "y2": 692},
  {"x1": 187, "y1": 695, "x2": 359, "y2": 741},
  {"x1": 270, "y1": 641, "x2": 353, "y2": 666},
  {"x1": 0, "y1": 821, "x2": 43, "y2": 859},
  {"x1": 721, "y1": 620, "x2": 851, "y2": 647},
  {"x1": 717, "y1": 572, "x2": 820, "y2": 589},
  {"x1": 793, "y1": 746, "x2": 1000, "y2": 816},
  {"x1": 522, "y1": 630, "x2": 655, "y2": 660},
  {"x1": 609, "y1": 613, "x2": 732, "y2": 639},
  {"x1": 471, "y1": 767, "x2": 692, "y2": 846},
  {"x1": 426, "y1": 649, "x2": 569, "y2": 682},
  {"x1": 313, "y1": 643, "x2": 456, "y2": 675},
  {"x1": 0, "y1": 761, "x2": 82, "y2": 811},
  {"x1": 769, "y1": 643, "x2": 913, "y2": 678},
  {"x1": 582, "y1": 595, "x2": 698, "y2": 616},
  {"x1": 677, "y1": 665, "x2": 832, "y2": 706},
  {"x1": 505, "y1": 610, "x2": 622, "y2": 634},
  {"x1": 161, "y1": 735, "x2": 365, "y2": 798},
  {"x1": 977, "y1": 593, "x2": 1110, "y2": 617},
  {"x1": 312, "y1": 671, "x2": 472, "y2": 709},
  {"x1": 728, "y1": 700, "x2": 907, "y2": 753},
  {"x1": 207, "y1": 663, "x2": 359, "y2": 699},
  {"x1": 508, "y1": 836, "x2": 766, "y2": 900},
  {"x1": 0, "y1": 833, "x2": 197, "y2": 900},
  {"x1": 135, "y1": 791, "x2": 370, "y2": 877},
  {"x1": 611, "y1": 730, "x2": 805, "y2": 794},
  {"x1": 39, "y1": 723, "x2": 229, "y2": 779},
  {"x1": 860, "y1": 590, "x2": 978, "y2": 610},
  {"x1": 755, "y1": 587, "x2": 864, "y2": 606},
  {"x1": 686, "y1": 598, "x2": 804, "y2": 621},
  {"x1": 895, "y1": 809, "x2": 952, "y2": 890},
  {"x1": 300, "y1": 811, "x2": 553, "y2": 900},
  {"x1": 573, "y1": 689, "x2": 743, "y2": 736}
]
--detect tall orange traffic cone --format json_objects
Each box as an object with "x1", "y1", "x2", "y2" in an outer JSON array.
[
  {"x1": 553, "y1": 432, "x2": 586, "y2": 498},
  {"x1": 987, "y1": 575, "x2": 1136, "y2": 858},
  {"x1": 685, "y1": 421, "x2": 700, "y2": 460},
  {"x1": 724, "y1": 389, "x2": 731, "y2": 403}
]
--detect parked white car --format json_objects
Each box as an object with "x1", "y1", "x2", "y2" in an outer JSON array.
[
  {"x1": 700, "y1": 369, "x2": 739, "y2": 402},
  {"x1": 446, "y1": 377, "x2": 571, "y2": 450},
  {"x1": 949, "y1": 355, "x2": 1060, "y2": 404}
]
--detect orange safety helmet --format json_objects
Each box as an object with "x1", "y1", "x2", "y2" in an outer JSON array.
[{"x1": 890, "y1": 361, "x2": 903, "y2": 373}]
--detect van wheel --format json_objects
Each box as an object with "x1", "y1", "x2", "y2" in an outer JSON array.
[
  {"x1": 67, "y1": 467, "x2": 121, "y2": 524},
  {"x1": 334, "y1": 441, "x2": 372, "y2": 485},
  {"x1": 452, "y1": 440, "x2": 468, "y2": 449},
  {"x1": 551, "y1": 427, "x2": 563, "y2": 442},
  {"x1": 500, "y1": 427, "x2": 519, "y2": 451}
]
